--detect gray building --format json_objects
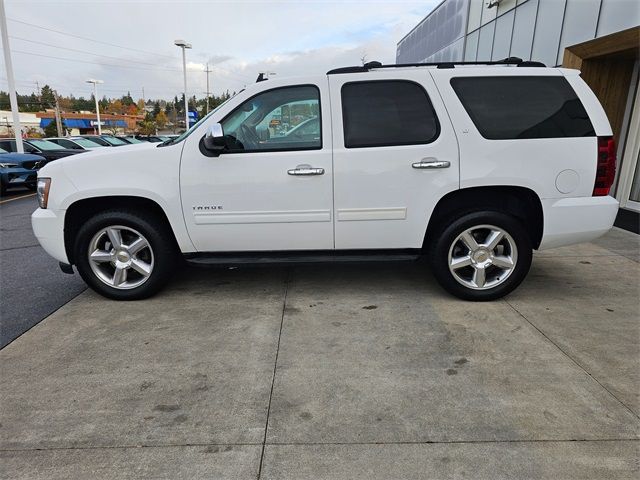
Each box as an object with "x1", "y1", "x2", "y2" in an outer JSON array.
[{"x1": 397, "y1": 0, "x2": 640, "y2": 230}]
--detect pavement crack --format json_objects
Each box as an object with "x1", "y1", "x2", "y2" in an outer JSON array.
[
  {"x1": 0, "y1": 442, "x2": 263, "y2": 453},
  {"x1": 505, "y1": 299, "x2": 640, "y2": 421},
  {"x1": 264, "y1": 438, "x2": 640, "y2": 446},
  {"x1": 4, "y1": 438, "x2": 637, "y2": 453},
  {"x1": 0, "y1": 244, "x2": 41, "y2": 252},
  {"x1": 256, "y1": 267, "x2": 290, "y2": 479}
]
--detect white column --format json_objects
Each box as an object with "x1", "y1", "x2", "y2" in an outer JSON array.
[
  {"x1": 93, "y1": 82, "x2": 102, "y2": 135},
  {"x1": 0, "y1": 0, "x2": 23, "y2": 152},
  {"x1": 182, "y1": 47, "x2": 189, "y2": 130}
]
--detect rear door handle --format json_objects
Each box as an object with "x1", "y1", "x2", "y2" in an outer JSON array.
[
  {"x1": 287, "y1": 165, "x2": 325, "y2": 176},
  {"x1": 412, "y1": 160, "x2": 450, "y2": 169}
]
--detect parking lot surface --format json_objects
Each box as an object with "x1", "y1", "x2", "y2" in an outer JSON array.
[
  {"x1": 0, "y1": 193, "x2": 86, "y2": 347},
  {"x1": 1, "y1": 228, "x2": 639, "y2": 479}
]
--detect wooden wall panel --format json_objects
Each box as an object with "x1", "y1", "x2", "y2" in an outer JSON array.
[
  {"x1": 563, "y1": 27, "x2": 639, "y2": 142},
  {"x1": 581, "y1": 59, "x2": 635, "y2": 142}
]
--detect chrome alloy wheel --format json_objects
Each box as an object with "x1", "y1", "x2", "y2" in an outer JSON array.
[
  {"x1": 87, "y1": 225, "x2": 154, "y2": 290},
  {"x1": 447, "y1": 224, "x2": 518, "y2": 290}
]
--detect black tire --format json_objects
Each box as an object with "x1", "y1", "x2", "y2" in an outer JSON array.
[
  {"x1": 74, "y1": 210, "x2": 178, "y2": 300},
  {"x1": 428, "y1": 211, "x2": 532, "y2": 301}
]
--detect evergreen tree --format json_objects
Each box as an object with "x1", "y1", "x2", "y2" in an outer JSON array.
[
  {"x1": 121, "y1": 91, "x2": 134, "y2": 106},
  {"x1": 43, "y1": 119, "x2": 63, "y2": 137},
  {"x1": 40, "y1": 85, "x2": 55, "y2": 108}
]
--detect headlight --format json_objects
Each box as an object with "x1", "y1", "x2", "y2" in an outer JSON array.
[
  {"x1": 0, "y1": 162, "x2": 18, "y2": 168},
  {"x1": 37, "y1": 178, "x2": 51, "y2": 209}
]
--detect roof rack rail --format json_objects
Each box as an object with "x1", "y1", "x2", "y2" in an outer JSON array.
[{"x1": 327, "y1": 57, "x2": 546, "y2": 74}]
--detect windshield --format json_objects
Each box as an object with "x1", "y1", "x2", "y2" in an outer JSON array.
[
  {"x1": 27, "y1": 139, "x2": 66, "y2": 151},
  {"x1": 0, "y1": 147, "x2": 8, "y2": 153},
  {"x1": 123, "y1": 137, "x2": 143, "y2": 143},
  {"x1": 159, "y1": 94, "x2": 239, "y2": 147},
  {"x1": 102, "y1": 136, "x2": 128, "y2": 146},
  {"x1": 84, "y1": 136, "x2": 110, "y2": 146},
  {"x1": 72, "y1": 138, "x2": 103, "y2": 148}
]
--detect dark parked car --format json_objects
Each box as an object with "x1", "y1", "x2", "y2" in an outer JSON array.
[
  {"x1": 133, "y1": 135, "x2": 171, "y2": 143},
  {"x1": 0, "y1": 139, "x2": 84, "y2": 162},
  {"x1": 80, "y1": 135, "x2": 129, "y2": 147},
  {"x1": 0, "y1": 147, "x2": 46, "y2": 195},
  {"x1": 116, "y1": 136, "x2": 145, "y2": 144},
  {"x1": 46, "y1": 137, "x2": 104, "y2": 150}
]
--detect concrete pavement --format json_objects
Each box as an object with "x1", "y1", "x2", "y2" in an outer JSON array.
[{"x1": 0, "y1": 228, "x2": 638, "y2": 479}]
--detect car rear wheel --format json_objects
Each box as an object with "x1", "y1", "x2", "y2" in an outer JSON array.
[
  {"x1": 74, "y1": 210, "x2": 177, "y2": 300},
  {"x1": 428, "y1": 211, "x2": 532, "y2": 301}
]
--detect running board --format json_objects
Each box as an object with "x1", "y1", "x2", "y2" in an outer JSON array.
[{"x1": 185, "y1": 250, "x2": 421, "y2": 267}]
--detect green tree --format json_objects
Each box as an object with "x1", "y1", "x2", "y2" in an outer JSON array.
[
  {"x1": 43, "y1": 119, "x2": 63, "y2": 137},
  {"x1": 137, "y1": 119, "x2": 156, "y2": 135},
  {"x1": 121, "y1": 91, "x2": 134, "y2": 106},
  {"x1": 188, "y1": 95, "x2": 197, "y2": 111},
  {"x1": 155, "y1": 110, "x2": 168, "y2": 130},
  {"x1": 40, "y1": 85, "x2": 55, "y2": 108}
]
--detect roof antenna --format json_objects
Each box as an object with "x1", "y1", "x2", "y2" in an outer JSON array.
[
  {"x1": 363, "y1": 61, "x2": 383, "y2": 69},
  {"x1": 501, "y1": 56, "x2": 523, "y2": 64},
  {"x1": 256, "y1": 71, "x2": 276, "y2": 82}
]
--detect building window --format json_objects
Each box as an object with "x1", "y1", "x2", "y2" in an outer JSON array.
[
  {"x1": 341, "y1": 81, "x2": 440, "y2": 148},
  {"x1": 450, "y1": 76, "x2": 595, "y2": 139}
]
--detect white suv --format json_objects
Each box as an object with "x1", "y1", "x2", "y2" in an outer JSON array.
[{"x1": 32, "y1": 58, "x2": 619, "y2": 301}]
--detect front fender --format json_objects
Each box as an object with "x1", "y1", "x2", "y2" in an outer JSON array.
[{"x1": 55, "y1": 143, "x2": 195, "y2": 253}]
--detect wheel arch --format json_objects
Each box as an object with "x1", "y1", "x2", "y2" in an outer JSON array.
[
  {"x1": 64, "y1": 195, "x2": 181, "y2": 265},
  {"x1": 423, "y1": 186, "x2": 544, "y2": 250}
]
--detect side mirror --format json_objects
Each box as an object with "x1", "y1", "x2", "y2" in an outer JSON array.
[{"x1": 202, "y1": 123, "x2": 225, "y2": 156}]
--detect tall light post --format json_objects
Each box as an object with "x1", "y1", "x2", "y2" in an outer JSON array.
[
  {"x1": 204, "y1": 62, "x2": 212, "y2": 114},
  {"x1": 0, "y1": 0, "x2": 23, "y2": 152},
  {"x1": 86, "y1": 79, "x2": 103, "y2": 135},
  {"x1": 174, "y1": 39, "x2": 192, "y2": 131}
]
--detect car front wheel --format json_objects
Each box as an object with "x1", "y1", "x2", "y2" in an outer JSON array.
[
  {"x1": 429, "y1": 211, "x2": 532, "y2": 301},
  {"x1": 74, "y1": 210, "x2": 177, "y2": 300}
]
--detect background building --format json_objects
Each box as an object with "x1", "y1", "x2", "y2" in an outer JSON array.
[
  {"x1": 36, "y1": 112, "x2": 140, "y2": 135},
  {"x1": 397, "y1": 0, "x2": 640, "y2": 231},
  {"x1": 0, "y1": 110, "x2": 40, "y2": 136}
]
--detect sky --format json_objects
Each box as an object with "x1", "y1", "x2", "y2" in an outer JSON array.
[{"x1": 1, "y1": 0, "x2": 437, "y2": 102}]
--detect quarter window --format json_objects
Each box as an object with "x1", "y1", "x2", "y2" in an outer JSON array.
[
  {"x1": 220, "y1": 85, "x2": 321, "y2": 152},
  {"x1": 341, "y1": 80, "x2": 439, "y2": 148},
  {"x1": 450, "y1": 76, "x2": 595, "y2": 140}
]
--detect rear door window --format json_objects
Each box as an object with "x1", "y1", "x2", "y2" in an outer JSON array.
[
  {"x1": 450, "y1": 76, "x2": 595, "y2": 140},
  {"x1": 341, "y1": 80, "x2": 439, "y2": 148}
]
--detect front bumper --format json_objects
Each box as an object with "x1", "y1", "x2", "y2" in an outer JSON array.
[
  {"x1": 1, "y1": 169, "x2": 37, "y2": 189},
  {"x1": 539, "y1": 195, "x2": 619, "y2": 250},
  {"x1": 31, "y1": 208, "x2": 69, "y2": 264}
]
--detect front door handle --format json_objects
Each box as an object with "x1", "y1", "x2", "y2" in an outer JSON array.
[
  {"x1": 412, "y1": 160, "x2": 450, "y2": 169},
  {"x1": 287, "y1": 165, "x2": 325, "y2": 176}
]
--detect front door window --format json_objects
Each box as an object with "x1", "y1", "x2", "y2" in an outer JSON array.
[{"x1": 220, "y1": 85, "x2": 321, "y2": 152}]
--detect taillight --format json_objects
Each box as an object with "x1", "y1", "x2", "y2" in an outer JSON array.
[{"x1": 593, "y1": 136, "x2": 616, "y2": 196}]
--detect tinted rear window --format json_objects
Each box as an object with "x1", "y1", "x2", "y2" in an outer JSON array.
[
  {"x1": 341, "y1": 80, "x2": 439, "y2": 148},
  {"x1": 450, "y1": 76, "x2": 595, "y2": 140}
]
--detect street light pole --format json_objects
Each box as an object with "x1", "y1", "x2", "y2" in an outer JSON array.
[
  {"x1": 0, "y1": 0, "x2": 23, "y2": 152},
  {"x1": 87, "y1": 79, "x2": 103, "y2": 135},
  {"x1": 174, "y1": 39, "x2": 192, "y2": 131},
  {"x1": 205, "y1": 62, "x2": 212, "y2": 115}
]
